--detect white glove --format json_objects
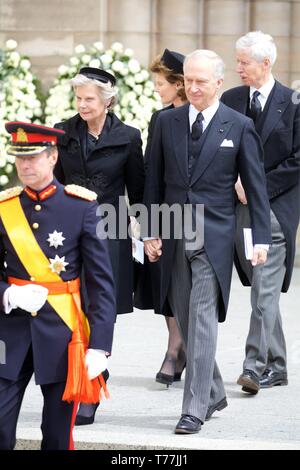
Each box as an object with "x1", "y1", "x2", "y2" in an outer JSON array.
[
  {"x1": 85, "y1": 349, "x2": 108, "y2": 380},
  {"x1": 6, "y1": 284, "x2": 48, "y2": 313}
]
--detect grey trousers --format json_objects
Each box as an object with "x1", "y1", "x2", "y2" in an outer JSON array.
[
  {"x1": 235, "y1": 204, "x2": 287, "y2": 376},
  {"x1": 168, "y1": 237, "x2": 225, "y2": 422}
]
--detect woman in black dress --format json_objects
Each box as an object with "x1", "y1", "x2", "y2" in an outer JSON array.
[{"x1": 54, "y1": 67, "x2": 144, "y2": 424}]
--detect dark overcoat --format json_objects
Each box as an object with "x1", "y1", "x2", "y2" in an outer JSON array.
[
  {"x1": 54, "y1": 113, "x2": 145, "y2": 313},
  {"x1": 221, "y1": 81, "x2": 300, "y2": 291}
]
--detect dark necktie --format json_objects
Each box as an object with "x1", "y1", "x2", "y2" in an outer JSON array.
[
  {"x1": 188, "y1": 112, "x2": 204, "y2": 177},
  {"x1": 249, "y1": 90, "x2": 262, "y2": 122},
  {"x1": 191, "y1": 112, "x2": 204, "y2": 140}
]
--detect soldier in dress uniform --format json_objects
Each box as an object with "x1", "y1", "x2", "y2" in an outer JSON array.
[{"x1": 0, "y1": 122, "x2": 116, "y2": 450}]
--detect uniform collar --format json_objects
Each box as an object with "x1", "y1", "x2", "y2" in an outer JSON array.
[{"x1": 24, "y1": 181, "x2": 57, "y2": 201}]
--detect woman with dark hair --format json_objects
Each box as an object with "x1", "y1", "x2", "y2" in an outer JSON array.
[
  {"x1": 137, "y1": 49, "x2": 187, "y2": 386},
  {"x1": 54, "y1": 67, "x2": 144, "y2": 424}
]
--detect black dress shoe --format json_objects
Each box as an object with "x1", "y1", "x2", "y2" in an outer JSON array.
[
  {"x1": 237, "y1": 369, "x2": 260, "y2": 394},
  {"x1": 175, "y1": 414, "x2": 202, "y2": 434},
  {"x1": 205, "y1": 397, "x2": 228, "y2": 421},
  {"x1": 259, "y1": 369, "x2": 288, "y2": 388}
]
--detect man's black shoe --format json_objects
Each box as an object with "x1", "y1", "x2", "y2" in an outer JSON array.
[
  {"x1": 175, "y1": 414, "x2": 202, "y2": 434},
  {"x1": 259, "y1": 369, "x2": 288, "y2": 388},
  {"x1": 205, "y1": 397, "x2": 228, "y2": 421},
  {"x1": 237, "y1": 369, "x2": 260, "y2": 394}
]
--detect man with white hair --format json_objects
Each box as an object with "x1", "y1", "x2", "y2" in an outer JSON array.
[
  {"x1": 222, "y1": 31, "x2": 300, "y2": 395},
  {"x1": 144, "y1": 49, "x2": 271, "y2": 433}
]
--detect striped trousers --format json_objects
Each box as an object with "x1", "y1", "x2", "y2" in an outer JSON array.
[{"x1": 168, "y1": 237, "x2": 226, "y2": 422}]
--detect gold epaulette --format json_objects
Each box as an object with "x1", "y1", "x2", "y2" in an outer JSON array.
[
  {"x1": 0, "y1": 186, "x2": 23, "y2": 203},
  {"x1": 64, "y1": 184, "x2": 97, "y2": 202}
]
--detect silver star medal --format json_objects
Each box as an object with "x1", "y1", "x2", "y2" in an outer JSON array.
[
  {"x1": 47, "y1": 230, "x2": 65, "y2": 249},
  {"x1": 49, "y1": 255, "x2": 69, "y2": 275}
]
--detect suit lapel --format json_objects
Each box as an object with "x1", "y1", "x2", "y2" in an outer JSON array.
[
  {"x1": 190, "y1": 104, "x2": 233, "y2": 185},
  {"x1": 233, "y1": 87, "x2": 249, "y2": 115},
  {"x1": 171, "y1": 104, "x2": 190, "y2": 184},
  {"x1": 260, "y1": 81, "x2": 290, "y2": 145}
]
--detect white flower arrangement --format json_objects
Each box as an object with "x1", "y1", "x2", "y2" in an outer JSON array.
[
  {"x1": 0, "y1": 40, "x2": 43, "y2": 188},
  {"x1": 45, "y1": 41, "x2": 161, "y2": 144}
]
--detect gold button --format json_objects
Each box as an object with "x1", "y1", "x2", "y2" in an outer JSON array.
[
  {"x1": 30, "y1": 276, "x2": 35, "y2": 282},
  {"x1": 35, "y1": 204, "x2": 42, "y2": 211},
  {"x1": 32, "y1": 222, "x2": 39, "y2": 229},
  {"x1": 31, "y1": 311, "x2": 38, "y2": 317}
]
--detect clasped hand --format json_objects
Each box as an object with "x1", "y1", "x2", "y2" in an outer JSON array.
[{"x1": 144, "y1": 238, "x2": 162, "y2": 262}]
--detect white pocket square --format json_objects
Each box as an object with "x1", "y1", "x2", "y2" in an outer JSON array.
[{"x1": 220, "y1": 139, "x2": 234, "y2": 148}]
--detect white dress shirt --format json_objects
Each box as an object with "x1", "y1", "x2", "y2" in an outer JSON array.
[{"x1": 249, "y1": 75, "x2": 275, "y2": 111}]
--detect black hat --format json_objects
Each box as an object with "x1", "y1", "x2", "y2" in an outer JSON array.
[
  {"x1": 5, "y1": 122, "x2": 65, "y2": 156},
  {"x1": 161, "y1": 49, "x2": 185, "y2": 75},
  {"x1": 79, "y1": 67, "x2": 116, "y2": 86}
]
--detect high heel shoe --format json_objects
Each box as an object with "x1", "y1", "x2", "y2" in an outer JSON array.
[
  {"x1": 174, "y1": 362, "x2": 186, "y2": 382},
  {"x1": 155, "y1": 355, "x2": 176, "y2": 387},
  {"x1": 75, "y1": 402, "x2": 99, "y2": 426},
  {"x1": 75, "y1": 369, "x2": 109, "y2": 426}
]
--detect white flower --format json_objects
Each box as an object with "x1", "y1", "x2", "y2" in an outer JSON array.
[
  {"x1": 8, "y1": 51, "x2": 20, "y2": 67},
  {"x1": 134, "y1": 73, "x2": 144, "y2": 84},
  {"x1": 111, "y1": 42, "x2": 124, "y2": 54},
  {"x1": 20, "y1": 59, "x2": 31, "y2": 70},
  {"x1": 93, "y1": 41, "x2": 104, "y2": 52},
  {"x1": 141, "y1": 69, "x2": 150, "y2": 80},
  {"x1": 70, "y1": 57, "x2": 80, "y2": 66},
  {"x1": 119, "y1": 67, "x2": 129, "y2": 77},
  {"x1": 0, "y1": 41, "x2": 43, "y2": 188},
  {"x1": 58, "y1": 65, "x2": 69, "y2": 76},
  {"x1": 89, "y1": 58, "x2": 101, "y2": 68},
  {"x1": 124, "y1": 48, "x2": 134, "y2": 57},
  {"x1": 74, "y1": 44, "x2": 86, "y2": 54},
  {"x1": 134, "y1": 84, "x2": 143, "y2": 95},
  {"x1": 0, "y1": 175, "x2": 9, "y2": 186},
  {"x1": 128, "y1": 59, "x2": 140, "y2": 74},
  {"x1": 5, "y1": 39, "x2": 17, "y2": 50},
  {"x1": 81, "y1": 54, "x2": 91, "y2": 64},
  {"x1": 112, "y1": 60, "x2": 124, "y2": 72},
  {"x1": 100, "y1": 54, "x2": 113, "y2": 65},
  {"x1": 5, "y1": 163, "x2": 14, "y2": 174}
]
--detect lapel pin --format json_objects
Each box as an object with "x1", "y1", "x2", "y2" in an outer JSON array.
[
  {"x1": 277, "y1": 109, "x2": 282, "y2": 113},
  {"x1": 219, "y1": 129, "x2": 224, "y2": 133}
]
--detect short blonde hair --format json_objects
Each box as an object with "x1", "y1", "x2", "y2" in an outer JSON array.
[{"x1": 70, "y1": 74, "x2": 118, "y2": 108}]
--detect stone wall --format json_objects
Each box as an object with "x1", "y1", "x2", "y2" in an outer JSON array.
[
  {"x1": 0, "y1": 0, "x2": 299, "y2": 258},
  {"x1": 1, "y1": 0, "x2": 299, "y2": 91}
]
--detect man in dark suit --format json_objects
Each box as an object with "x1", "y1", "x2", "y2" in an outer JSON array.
[
  {"x1": 144, "y1": 49, "x2": 271, "y2": 434},
  {"x1": 0, "y1": 122, "x2": 116, "y2": 449},
  {"x1": 221, "y1": 31, "x2": 300, "y2": 395}
]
